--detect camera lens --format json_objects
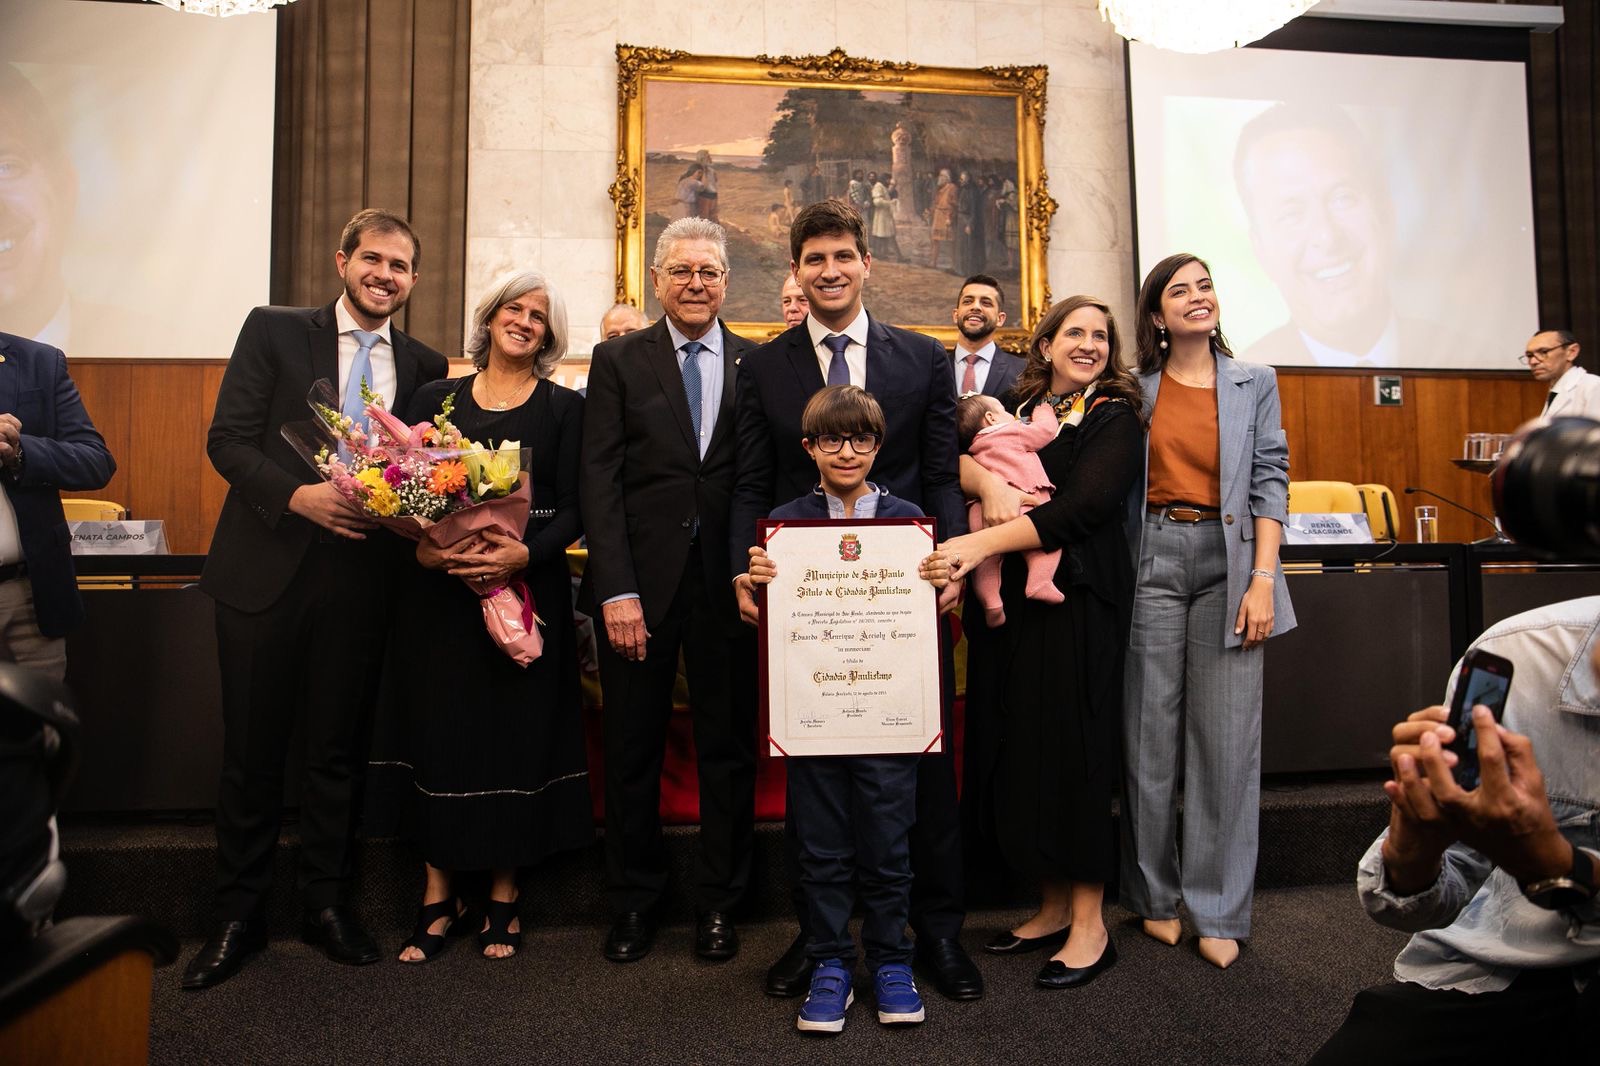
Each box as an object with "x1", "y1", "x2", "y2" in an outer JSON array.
[{"x1": 1492, "y1": 416, "x2": 1600, "y2": 556}]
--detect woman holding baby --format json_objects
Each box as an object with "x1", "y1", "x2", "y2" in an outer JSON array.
[{"x1": 941, "y1": 294, "x2": 1143, "y2": 989}]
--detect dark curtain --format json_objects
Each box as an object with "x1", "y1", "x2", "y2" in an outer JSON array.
[
  {"x1": 1525, "y1": 1, "x2": 1599, "y2": 366},
  {"x1": 269, "y1": 0, "x2": 469, "y2": 358}
]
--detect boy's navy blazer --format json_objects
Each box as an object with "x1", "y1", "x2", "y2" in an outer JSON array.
[{"x1": 768, "y1": 486, "x2": 926, "y2": 522}]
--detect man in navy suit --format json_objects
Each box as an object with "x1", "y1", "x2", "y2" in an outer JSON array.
[
  {"x1": 0, "y1": 331, "x2": 115, "y2": 679},
  {"x1": 950, "y1": 274, "x2": 1023, "y2": 404},
  {"x1": 183, "y1": 209, "x2": 448, "y2": 990},
  {"x1": 730, "y1": 199, "x2": 982, "y2": 1001}
]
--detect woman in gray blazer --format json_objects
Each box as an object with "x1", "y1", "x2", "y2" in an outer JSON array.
[{"x1": 1120, "y1": 253, "x2": 1297, "y2": 969}]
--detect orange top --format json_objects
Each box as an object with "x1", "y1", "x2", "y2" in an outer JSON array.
[{"x1": 1146, "y1": 372, "x2": 1221, "y2": 508}]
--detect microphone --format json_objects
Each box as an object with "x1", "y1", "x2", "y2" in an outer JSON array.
[{"x1": 1403, "y1": 486, "x2": 1500, "y2": 535}]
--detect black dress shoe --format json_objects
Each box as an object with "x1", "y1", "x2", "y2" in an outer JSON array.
[
  {"x1": 915, "y1": 937, "x2": 985, "y2": 1000},
  {"x1": 604, "y1": 911, "x2": 655, "y2": 962},
  {"x1": 984, "y1": 925, "x2": 1070, "y2": 955},
  {"x1": 182, "y1": 920, "x2": 267, "y2": 990},
  {"x1": 299, "y1": 906, "x2": 379, "y2": 965},
  {"x1": 695, "y1": 911, "x2": 739, "y2": 961},
  {"x1": 764, "y1": 931, "x2": 814, "y2": 997},
  {"x1": 1036, "y1": 937, "x2": 1118, "y2": 989}
]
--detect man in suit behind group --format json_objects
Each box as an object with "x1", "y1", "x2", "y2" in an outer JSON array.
[
  {"x1": 183, "y1": 209, "x2": 448, "y2": 990},
  {"x1": 729, "y1": 199, "x2": 982, "y2": 1002},
  {"x1": 580, "y1": 216, "x2": 757, "y2": 965},
  {"x1": 951, "y1": 273, "x2": 1023, "y2": 404}
]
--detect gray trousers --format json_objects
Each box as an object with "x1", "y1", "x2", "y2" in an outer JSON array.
[{"x1": 1120, "y1": 515, "x2": 1263, "y2": 939}]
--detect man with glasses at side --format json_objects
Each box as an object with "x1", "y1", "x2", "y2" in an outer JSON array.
[
  {"x1": 580, "y1": 216, "x2": 757, "y2": 966},
  {"x1": 1522, "y1": 330, "x2": 1600, "y2": 423}
]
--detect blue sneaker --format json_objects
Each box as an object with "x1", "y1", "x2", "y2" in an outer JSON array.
[
  {"x1": 796, "y1": 959, "x2": 854, "y2": 1033},
  {"x1": 874, "y1": 963, "x2": 925, "y2": 1025}
]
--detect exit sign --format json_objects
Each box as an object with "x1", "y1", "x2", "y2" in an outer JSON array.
[{"x1": 1374, "y1": 376, "x2": 1402, "y2": 406}]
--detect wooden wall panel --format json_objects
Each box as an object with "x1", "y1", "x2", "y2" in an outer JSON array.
[
  {"x1": 1282, "y1": 370, "x2": 1548, "y2": 545},
  {"x1": 57, "y1": 360, "x2": 1558, "y2": 558}
]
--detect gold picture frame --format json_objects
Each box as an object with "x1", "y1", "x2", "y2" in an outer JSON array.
[{"x1": 610, "y1": 45, "x2": 1056, "y2": 348}]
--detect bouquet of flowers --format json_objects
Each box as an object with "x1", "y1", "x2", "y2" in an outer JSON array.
[{"x1": 282, "y1": 380, "x2": 543, "y2": 666}]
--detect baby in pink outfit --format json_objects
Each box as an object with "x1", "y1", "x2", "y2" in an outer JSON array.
[{"x1": 956, "y1": 396, "x2": 1063, "y2": 627}]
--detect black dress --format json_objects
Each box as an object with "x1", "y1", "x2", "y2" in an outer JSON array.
[
  {"x1": 368, "y1": 375, "x2": 593, "y2": 871},
  {"x1": 989, "y1": 397, "x2": 1143, "y2": 882}
]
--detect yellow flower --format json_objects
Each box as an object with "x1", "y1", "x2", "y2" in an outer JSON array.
[
  {"x1": 464, "y1": 440, "x2": 522, "y2": 498},
  {"x1": 353, "y1": 467, "x2": 401, "y2": 516}
]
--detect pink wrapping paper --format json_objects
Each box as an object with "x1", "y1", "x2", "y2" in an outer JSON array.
[{"x1": 367, "y1": 478, "x2": 544, "y2": 666}]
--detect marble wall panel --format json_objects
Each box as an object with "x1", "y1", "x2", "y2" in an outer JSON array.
[{"x1": 468, "y1": 149, "x2": 543, "y2": 238}]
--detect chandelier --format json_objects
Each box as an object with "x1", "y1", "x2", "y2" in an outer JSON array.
[
  {"x1": 152, "y1": 0, "x2": 297, "y2": 15},
  {"x1": 1098, "y1": 0, "x2": 1321, "y2": 54}
]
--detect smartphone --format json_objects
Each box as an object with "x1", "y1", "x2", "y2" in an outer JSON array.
[{"x1": 1446, "y1": 649, "x2": 1514, "y2": 789}]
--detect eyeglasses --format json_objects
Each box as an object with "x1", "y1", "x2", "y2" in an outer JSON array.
[
  {"x1": 662, "y1": 265, "x2": 725, "y2": 286},
  {"x1": 1520, "y1": 343, "x2": 1572, "y2": 364},
  {"x1": 813, "y1": 433, "x2": 880, "y2": 454}
]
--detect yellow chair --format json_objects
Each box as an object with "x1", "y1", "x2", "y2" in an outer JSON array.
[
  {"x1": 1355, "y1": 483, "x2": 1400, "y2": 541},
  {"x1": 62, "y1": 499, "x2": 131, "y2": 589},
  {"x1": 1286, "y1": 480, "x2": 1363, "y2": 514},
  {"x1": 61, "y1": 498, "x2": 127, "y2": 521}
]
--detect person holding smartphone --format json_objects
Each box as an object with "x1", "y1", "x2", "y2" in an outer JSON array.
[{"x1": 1308, "y1": 597, "x2": 1600, "y2": 1063}]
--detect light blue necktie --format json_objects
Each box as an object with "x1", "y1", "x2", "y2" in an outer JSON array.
[
  {"x1": 823, "y1": 333, "x2": 851, "y2": 387},
  {"x1": 344, "y1": 329, "x2": 382, "y2": 432},
  {"x1": 681, "y1": 340, "x2": 705, "y2": 452}
]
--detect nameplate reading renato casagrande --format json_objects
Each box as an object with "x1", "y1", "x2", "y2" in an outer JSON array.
[{"x1": 757, "y1": 518, "x2": 944, "y2": 758}]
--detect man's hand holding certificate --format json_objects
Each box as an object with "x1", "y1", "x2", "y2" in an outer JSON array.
[{"x1": 752, "y1": 519, "x2": 949, "y2": 757}]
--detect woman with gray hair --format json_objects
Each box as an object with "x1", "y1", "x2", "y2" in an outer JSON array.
[{"x1": 379, "y1": 270, "x2": 592, "y2": 964}]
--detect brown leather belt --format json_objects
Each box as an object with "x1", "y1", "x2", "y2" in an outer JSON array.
[{"x1": 1148, "y1": 504, "x2": 1222, "y2": 523}]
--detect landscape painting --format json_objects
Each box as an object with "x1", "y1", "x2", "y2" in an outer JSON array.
[{"x1": 612, "y1": 47, "x2": 1054, "y2": 346}]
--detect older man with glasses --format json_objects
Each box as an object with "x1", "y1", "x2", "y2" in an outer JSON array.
[
  {"x1": 1521, "y1": 330, "x2": 1600, "y2": 423},
  {"x1": 580, "y1": 217, "x2": 758, "y2": 965}
]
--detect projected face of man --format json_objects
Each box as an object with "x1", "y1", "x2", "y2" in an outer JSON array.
[
  {"x1": 0, "y1": 85, "x2": 74, "y2": 339},
  {"x1": 1239, "y1": 126, "x2": 1393, "y2": 352}
]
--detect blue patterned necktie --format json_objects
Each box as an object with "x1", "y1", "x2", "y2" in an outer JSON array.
[
  {"x1": 681, "y1": 341, "x2": 705, "y2": 452},
  {"x1": 823, "y1": 333, "x2": 851, "y2": 387},
  {"x1": 344, "y1": 329, "x2": 382, "y2": 432}
]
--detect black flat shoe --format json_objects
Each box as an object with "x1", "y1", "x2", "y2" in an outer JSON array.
[
  {"x1": 1036, "y1": 938, "x2": 1118, "y2": 990},
  {"x1": 300, "y1": 905, "x2": 380, "y2": 966},
  {"x1": 604, "y1": 911, "x2": 655, "y2": 963},
  {"x1": 695, "y1": 911, "x2": 739, "y2": 961},
  {"x1": 765, "y1": 931, "x2": 813, "y2": 997},
  {"x1": 182, "y1": 920, "x2": 267, "y2": 990},
  {"x1": 915, "y1": 937, "x2": 985, "y2": 1000},
  {"x1": 983, "y1": 925, "x2": 1070, "y2": 955}
]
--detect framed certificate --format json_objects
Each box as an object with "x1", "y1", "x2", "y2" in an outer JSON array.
[{"x1": 758, "y1": 517, "x2": 945, "y2": 757}]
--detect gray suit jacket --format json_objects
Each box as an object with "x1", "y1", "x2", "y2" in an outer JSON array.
[{"x1": 1126, "y1": 354, "x2": 1297, "y2": 647}]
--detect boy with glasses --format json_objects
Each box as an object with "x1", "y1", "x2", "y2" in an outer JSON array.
[{"x1": 744, "y1": 384, "x2": 952, "y2": 1033}]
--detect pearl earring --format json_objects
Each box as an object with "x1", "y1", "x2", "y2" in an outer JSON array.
[
  {"x1": 1209, "y1": 327, "x2": 1218, "y2": 338},
  {"x1": 1158, "y1": 325, "x2": 1168, "y2": 351}
]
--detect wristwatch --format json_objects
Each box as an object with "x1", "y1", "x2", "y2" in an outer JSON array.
[{"x1": 1521, "y1": 844, "x2": 1598, "y2": 910}]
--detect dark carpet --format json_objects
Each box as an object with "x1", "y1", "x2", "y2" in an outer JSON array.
[{"x1": 149, "y1": 886, "x2": 1408, "y2": 1065}]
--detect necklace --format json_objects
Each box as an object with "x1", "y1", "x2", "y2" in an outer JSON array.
[
  {"x1": 1166, "y1": 364, "x2": 1215, "y2": 389},
  {"x1": 480, "y1": 371, "x2": 535, "y2": 411}
]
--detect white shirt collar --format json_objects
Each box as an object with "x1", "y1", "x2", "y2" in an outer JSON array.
[
  {"x1": 666, "y1": 318, "x2": 723, "y2": 358},
  {"x1": 335, "y1": 294, "x2": 394, "y2": 345},
  {"x1": 806, "y1": 306, "x2": 870, "y2": 351},
  {"x1": 1298, "y1": 317, "x2": 1399, "y2": 368},
  {"x1": 1550, "y1": 364, "x2": 1588, "y2": 395},
  {"x1": 954, "y1": 339, "x2": 996, "y2": 364}
]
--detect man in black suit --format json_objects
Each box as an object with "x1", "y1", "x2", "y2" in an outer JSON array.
[
  {"x1": 183, "y1": 209, "x2": 448, "y2": 990},
  {"x1": 580, "y1": 216, "x2": 757, "y2": 964},
  {"x1": 951, "y1": 274, "x2": 1023, "y2": 404},
  {"x1": 729, "y1": 199, "x2": 982, "y2": 1001}
]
